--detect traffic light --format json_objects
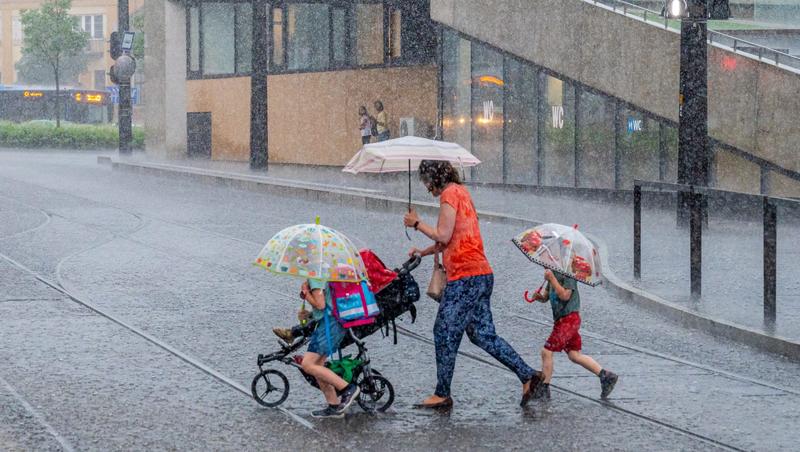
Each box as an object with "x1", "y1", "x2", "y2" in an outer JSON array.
[
  {"x1": 110, "y1": 31, "x2": 122, "y2": 60},
  {"x1": 109, "y1": 65, "x2": 120, "y2": 85},
  {"x1": 708, "y1": 0, "x2": 731, "y2": 20}
]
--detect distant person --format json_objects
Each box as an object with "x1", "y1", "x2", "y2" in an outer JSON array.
[
  {"x1": 374, "y1": 100, "x2": 390, "y2": 142},
  {"x1": 358, "y1": 106, "x2": 372, "y2": 145},
  {"x1": 529, "y1": 269, "x2": 618, "y2": 400}
]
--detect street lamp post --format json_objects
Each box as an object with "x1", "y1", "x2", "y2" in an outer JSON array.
[
  {"x1": 117, "y1": 0, "x2": 132, "y2": 156},
  {"x1": 664, "y1": 0, "x2": 731, "y2": 297},
  {"x1": 679, "y1": 0, "x2": 709, "y2": 298}
]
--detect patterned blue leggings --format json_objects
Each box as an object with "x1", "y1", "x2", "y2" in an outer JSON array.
[{"x1": 433, "y1": 274, "x2": 536, "y2": 397}]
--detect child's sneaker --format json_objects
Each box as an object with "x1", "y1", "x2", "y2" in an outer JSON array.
[
  {"x1": 599, "y1": 370, "x2": 618, "y2": 399},
  {"x1": 272, "y1": 327, "x2": 294, "y2": 343},
  {"x1": 311, "y1": 404, "x2": 344, "y2": 419},
  {"x1": 336, "y1": 383, "x2": 361, "y2": 413}
]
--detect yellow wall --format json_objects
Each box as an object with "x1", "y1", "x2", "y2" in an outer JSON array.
[
  {"x1": 269, "y1": 65, "x2": 438, "y2": 165},
  {"x1": 186, "y1": 76, "x2": 252, "y2": 161},
  {"x1": 0, "y1": 0, "x2": 144, "y2": 87},
  {"x1": 186, "y1": 65, "x2": 439, "y2": 165}
]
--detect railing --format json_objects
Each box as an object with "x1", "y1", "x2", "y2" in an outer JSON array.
[
  {"x1": 633, "y1": 179, "x2": 800, "y2": 325},
  {"x1": 585, "y1": 0, "x2": 800, "y2": 73}
]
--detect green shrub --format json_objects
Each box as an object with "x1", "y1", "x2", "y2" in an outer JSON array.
[{"x1": 0, "y1": 121, "x2": 145, "y2": 150}]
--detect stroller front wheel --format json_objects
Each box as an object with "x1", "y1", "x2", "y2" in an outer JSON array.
[
  {"x1": 251, "y1": 369, "x2": 290, "y2": 407},
  {"x1": 355, "y1": 372, "x2": 394, "y2": 413}
]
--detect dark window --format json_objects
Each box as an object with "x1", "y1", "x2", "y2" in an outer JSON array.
[
  {"x1": 272, "y1": 7, "x2": 284, "y2": 68},
  {"x1": 539, "y1": 73, "x2": 575, "y2": 187},
  {"x1": 389, "y1": 8, "x2": 402, "y2": 60},
  {"x1": 189, "y1": 6, "x2": 200, "y2": 72},
  {"x1": 93, "y1": 15, "x2": 103, "y2": 39},
  {"x1": 202, "y1": 3, "x2": 236, "y2": 75},
  {"x1": 287, "y1": 3, "x2": 331, "y2": 71},
  {"x1": 504, "y1": 57, "x2": 539, "y2": 185},
  {"x1": 577, "y1": 89, "x2": 615, "y2": 189},
  {"x1": 332, "y1": 6, "x2": 349, "y2": 66},
  {"x1": 235, "y1": 3, "x2": 253, "y2": 73},
  {"x1": 355, "y1": 2, "x2": 383, "y2": 66},
  {"x1": 441, "y1": 30, "x2": 471, "y2": 154},
  {"x1": 471, "y1": 42, "x2": 504, "y2": 183}
]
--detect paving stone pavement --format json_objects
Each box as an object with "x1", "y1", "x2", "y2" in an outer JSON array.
[{"x1": 1, "y1": 151, "x2": 799, "y2": 451}]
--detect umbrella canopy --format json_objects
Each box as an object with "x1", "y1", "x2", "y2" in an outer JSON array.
[
  {"x1": 254, "y1": 222, "x2": 368, "y2": 283},
  {"x1": 342, "y1": 136, "x2": 481, "y2": 174},
  {"x1": 512, "y1": 223, "x2": 602, "y2": 286}
]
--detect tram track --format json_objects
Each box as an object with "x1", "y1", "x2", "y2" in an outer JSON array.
[
  {"x1": 0, "y1": 183, "x2": 318, "y2": 433},
  {"x1": 0, "y1": 171, "x2": 766, "y2": 449}
]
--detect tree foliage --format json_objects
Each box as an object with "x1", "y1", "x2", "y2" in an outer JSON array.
[
  {"x1": 16, "y1": 51, "x2": 90, "y2": 86},
  {"x1": 18, "y1": 0, "x2": 89, "y2": 127}
]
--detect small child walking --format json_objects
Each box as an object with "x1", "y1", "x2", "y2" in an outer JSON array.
[{"x1": 530, "y1": 269, "x2": 618, "y2": 400}]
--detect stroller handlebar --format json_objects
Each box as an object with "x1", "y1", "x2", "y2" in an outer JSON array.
[{"x1": 398, "y1": 255, "x2": 422, "y2": 275}]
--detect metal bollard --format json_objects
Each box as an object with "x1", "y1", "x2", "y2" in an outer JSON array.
[
  {"x1": 634, "y1": 184, "x2": 642, "y2": 279},
  {"x1": 689, "y1": 191, "x2": 703, "y2": 298},
  {"x1": 763, "y1": 197, "x2": 777, "y2": 324}
]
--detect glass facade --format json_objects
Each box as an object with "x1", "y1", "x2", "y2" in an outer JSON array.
[
  {"x1": 201, "y1": 3, "x2": 236, "y2": 75},
  {"x1": 235, "y1": 3, "x2": 253, "y2": 73},
  {"x1": 287, "y1": 4, "x2": 331, "y2": 71},
  {"x1": 504, "y1": 57, "x2": 538, "y2": 185},
  {"x1": 617, "y1": 107, "x2": 660, "y2": 188},
  {"x1": 540, "y1": 74, "x2": 575, "y2": 187},
  {"x1": 471, "y1": 43, "x2": 504, "y2": 183},
  {"x1": 355, "y1": 3, "x2": 384, "y2": 66},
  {"x1": 441, "y1": 28, "x2": 685, "y2": 190},
  {"x1": 188, "y1": 0, "x2": 434, "y2": 78},
  {"x1": 441, "y1": 31, "x2": 471, "y2": 159},
  {"x1": 577, "y1": 89, "x2": 615, "y2": 189}
]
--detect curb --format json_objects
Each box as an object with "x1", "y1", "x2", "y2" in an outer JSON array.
[{"x1": 103, "y1": 157, "x2": 800, "y2": 361}]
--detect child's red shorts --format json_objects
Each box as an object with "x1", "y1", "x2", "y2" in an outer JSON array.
[{"x1": 544, "y1": 312, "x2": 582, "y2": 353}]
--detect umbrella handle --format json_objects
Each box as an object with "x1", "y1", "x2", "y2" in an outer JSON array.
[{"x1": 523, "y1": 282, "x2": 546, "y2": 303}]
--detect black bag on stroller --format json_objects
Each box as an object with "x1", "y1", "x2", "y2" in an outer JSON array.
[{"x1": 340, "y1": 254, "x2": 421, "y2": 348}]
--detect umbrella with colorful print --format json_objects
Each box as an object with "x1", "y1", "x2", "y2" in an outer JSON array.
[
  {"x1": 511, "y1": 223, "x2": 602, "y2": 287},
  {"x1": 254, "y1": 219, "x2": 367, "y2": 283}
]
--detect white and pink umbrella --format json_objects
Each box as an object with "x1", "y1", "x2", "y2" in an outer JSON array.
[{"x1": 343, "y1": 136, "x2": 481, "y2": 209}]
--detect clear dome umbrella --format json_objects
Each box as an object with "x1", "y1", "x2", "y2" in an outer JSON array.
[{"x1": 511, "y1": 223, "x2": 602, "y2": 291}]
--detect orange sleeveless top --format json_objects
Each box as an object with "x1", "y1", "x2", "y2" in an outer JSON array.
[{"x1": 439, "y1": 184, "x2": 493, "y2": 282}]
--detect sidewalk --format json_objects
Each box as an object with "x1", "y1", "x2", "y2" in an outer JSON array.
[{"x1": 106, "y1": 156, "x2": 800, "y2": 354}]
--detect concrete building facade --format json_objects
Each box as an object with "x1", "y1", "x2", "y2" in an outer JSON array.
[{"x1": 146, "y1": 0, "x2": 800, "y2": 196}]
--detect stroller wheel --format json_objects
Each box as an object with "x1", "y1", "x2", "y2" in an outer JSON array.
[
  {"x1": 355, "y1": 372, "x2": 394, "y2": 413},
  {"x1": 251, "y1": 369, "x2": 290, "y2": 407}
]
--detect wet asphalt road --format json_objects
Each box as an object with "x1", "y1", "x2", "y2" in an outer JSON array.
[{"x1": 1, "y1": 151, "x2": 799, "y2": 451}]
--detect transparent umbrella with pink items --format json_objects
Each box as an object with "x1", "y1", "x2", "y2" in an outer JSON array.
[{"x1": 511, "y1": 223, "x2": 602, "y2": 302}]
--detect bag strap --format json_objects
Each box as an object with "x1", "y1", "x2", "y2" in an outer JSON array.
[{"x1": 323, "y1": 309, "x2": 343, "y2": 360}]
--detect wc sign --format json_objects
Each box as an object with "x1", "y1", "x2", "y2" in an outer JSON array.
[
  {"x1": 483, "y1": 100, "x2": 494, "y2": 121},
  {"x1": 551, "y1": 105, "x2": 565, "y2": 129},
  {"x1": 627, "y1": 117, "x2": 643, "y2": 133}
]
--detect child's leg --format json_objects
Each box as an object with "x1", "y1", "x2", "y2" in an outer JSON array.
[
  {"x1": 567, "y1": 350, "x2": 602, "y2": 376},
  {"x1": 301, "y1": 352, "x2": 348, "y2": 402},
  {"x1": 540, "y1": 347, "x2": 554, "y2": 384}
]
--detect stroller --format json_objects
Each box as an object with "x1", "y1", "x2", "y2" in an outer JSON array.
[{"x1": 251, "y1": 252, "x2": 421, "y2": 412}]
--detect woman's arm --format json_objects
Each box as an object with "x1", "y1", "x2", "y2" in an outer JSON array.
[
  {"x1": 410, "y1": 242, "x2": 443, "y2": 257},
  {"x1": 404, "y1": 204, "x2": 457, "y2": 245}
]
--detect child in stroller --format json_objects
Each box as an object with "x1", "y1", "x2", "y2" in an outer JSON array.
[
  {"x1": 251, "y1": 251, "x2": 421, "y2": 413},
  {"x1": 272, "y1": 250, "x2": 421, "y2": 347}
]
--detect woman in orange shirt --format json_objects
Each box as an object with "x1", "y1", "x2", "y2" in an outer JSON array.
[{"x1": 404, "y1": 160, "x2": 540, "y2": 409}]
